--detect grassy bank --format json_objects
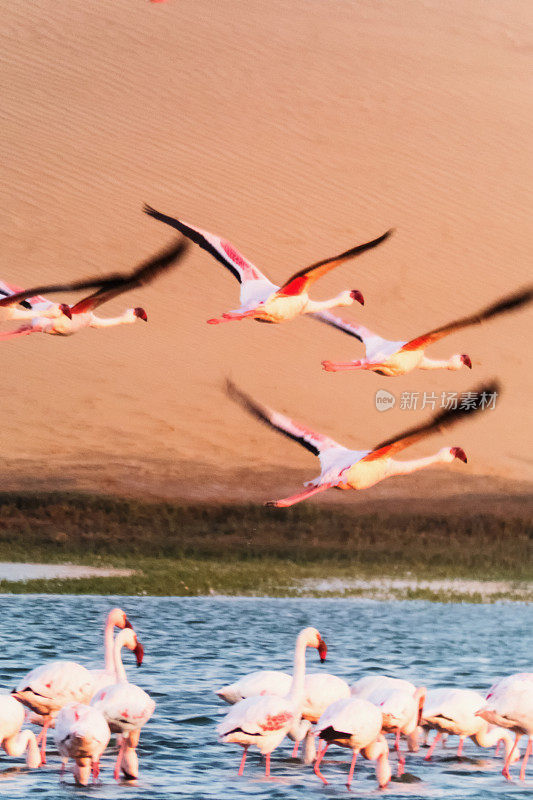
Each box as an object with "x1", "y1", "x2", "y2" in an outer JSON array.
[{"x1": 0, "y1": 492, "x2": 531, "y2": 600}]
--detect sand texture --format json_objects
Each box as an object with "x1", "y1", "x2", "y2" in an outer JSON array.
[{"x1": 1, "y1": 0, "x2": 532, "y2": 506}]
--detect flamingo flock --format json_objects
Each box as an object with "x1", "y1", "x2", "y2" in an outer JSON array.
[
  {"x1": 214, "y1": 625, "x2": 533, "y2": 789},
  {"x1": 0, "y1": 202, "x2": 531, "y2": 791}
]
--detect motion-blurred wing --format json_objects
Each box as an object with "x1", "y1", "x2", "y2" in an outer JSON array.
[
  {"x1": 361, "y1": 380, "x2": 500, "y2": 461},
  {"x1": 0, "y1": 280, "x2": 54, "y2": 312},
  {"x1": 144, "y1": 204, "x2": 275, "y2": 288},
  {"x1": 401, "y1": 286, "x2": 533, "y2": 351},
  {"x1": 277, "y1": 229, "x2": 393, "y2": 297},
  {"x1": 226, "y1": 379, "x2": 345, "y2": 457}
]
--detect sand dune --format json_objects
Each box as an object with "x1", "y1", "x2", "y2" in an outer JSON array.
[{"x1": 1, "y1": 0, "x2": 532, "y2": 504}]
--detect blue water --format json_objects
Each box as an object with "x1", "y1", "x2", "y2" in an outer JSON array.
[{"x1": 0, "y1": 596, "x2": 530, "y2": 799}]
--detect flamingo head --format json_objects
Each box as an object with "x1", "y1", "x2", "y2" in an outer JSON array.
[
  {"x1": 350, "y1": 290, "x2": 364, "y2": 306},
  {"x1": 451, "y1": 446, "x2": 467, "y2": 463},
  {"x1": 119, "y1": 628, "x2": 145, "y2": 666},
  {"x1": 299, "y1": 627, "x2": 327, "y2": 662},
  {"x1": 107, "y1": 607, "x2": 131, "y2": 629},
  {"x1": 461, "y1": 354, "x2": 472, "y2": 369},
  {"x1": 134, "y1": 307, "x2": 148, "y2": 322},
  {"x1": 318, "y1": 638, "x2": 328, "y2": 663},
  {"x1": 59, "y1": 304, "x2": 72, "y2": 319},
  {"x1": 133, "y1": 640, "x2": 144, "y2": 667}
]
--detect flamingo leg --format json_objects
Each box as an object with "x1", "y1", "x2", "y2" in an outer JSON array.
[
  {"x1": 113, "y1": 738, "x2": 127, "y2": 781},
  {"x1": 38, "y1": 719, "x2": 50, "y2": 765},
  {"x1": 457, "y1": 737, "x2": 464, "y2": 757},
  {"x1": 291, "y1": 739, "x2": 299, "y2": 758},
  {"x1": 519, "y1": 738, "x2": 532, "y2": 781},
  {"x1": 322, "y1": 360, "x2": 365, "y2": 372},
  {"x1": 237, "y1": 745, "x2": 248, "y2": 776},
  {"x1": 314, "y1": 742, "x2": 329, "y2": 785},
  {"x1": 346, "y1": 750, "x2": 358, "y2": 789},
  {"x1": 424, "y1": 731, "x2": 441, "y2": 761},
  {"x1": 503, "y1": 734, "x2": 520, "y2": 781},
  {"x1": 264, "y1": 752, "x2": 270, "y2": 778},
  {"x1": 207, "y1": 309, "x2": 259, "y2": 325},
  {"x1": 0, "y1": 326, "x2": 34, "y2": 340},
  {"x1": 495, "y1": 739, "x2": 501, "y2": 757},
  {"x1": 92, "y1": 760, "x2": 100, "y2": 781},
  {"x1": 266, "y1": 482, "x2": 334, "y2": 508},
  {"x1": 395, "y1": 731, "x2": 405, "y2": 776}
]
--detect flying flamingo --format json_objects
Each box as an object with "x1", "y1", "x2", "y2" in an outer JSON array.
[
  {"x1": 54, "y1": 703, "x2": 111, "y2": 785},
  {"x1": 0, "y1": 695, "x2": 40, "y2": 768},
  {"x1": 0, "y1": 280, "x2": 72, "y2": 322},
  {"x1": 90, "y1": 628, "x2": 154, "y2": 781},
  {"x1": 143, "y1": 205, "x2": 393, "y2": 324},
  {"x1": 216, "y1": 627, "x2": 327, "y2": 777},
  {"x1": 477, "y1": 673, "x2": 533, "y2": 781},
  {"x1": 421, "y1": 687, "x2": 520, "y2": 763},
  {"x1": 0, "y1": 237, "x2": 188, "y2": 339},
  {"x1": 226, "y1": 378, "x2": 499, "y2": 507},
  {"x1": 351, "y1": 676, "x2": 426, "y2": 774},
  {"x1": 313, "y1": 696, "x2": 391, "y2": 789},
  {"x1": 319, "y1": 285, "x2": 533, "y2": 376}
]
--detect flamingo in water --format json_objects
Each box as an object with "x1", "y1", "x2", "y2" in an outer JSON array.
[
  {"x1": 13, "y1": 607, "x2": 138, "y2": 762},
  {"x1": 0, "y1": 237, "x2": 188, "y2": 339},
  {"x1": 351, "y1": 675, "x2": 426, "y2": 775},
  {"x1": 91, "y1": 628, "x2": 155, "y2": 781},
  {"x1": 54, "y1": 703, "x2": 110, "y2": 785},
  {"x1": 143, "y1": 205, "x2": 393, "y2": 323},
  {"x1": 313, "y1": 697, "x2": 391, "y2": 789},
  {"x1": 476, "y1": 673, "x2": 533, "y2": 781},
  {"x1": 319, "y1": 285, "x2": 533, "y2": 376},
  {"x1": 226, "y1": 378, "x2": 499, "y2": 507},
  {"x1": 421, "y1": 687, "x2": 521, "y2": 764},
  {"x1": 0, "y1": 695, "x2": 40, "y2": 768},
  {"x1": 217, "y1": 627, "x2": 327, "y2": 777}
]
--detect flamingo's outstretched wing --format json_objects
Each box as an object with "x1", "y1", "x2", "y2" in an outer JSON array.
[
  {"x1": 69, "y1": 237, "x2": 188, "y2": 313},
  {"x1": 276, "y1": 229, "x2": 393, "y2": 297},
  {"x1": 401, "y1": 286, "x2": 533, "y2": 352},
  {"x1": 144, "y1": 205, "x2": 275, "y2": 289},
  {"x1": 226, "y1": 379, "x2": 344, "y2": 457},
  {"x1": 0, "y1": 280, "x2": 54, "y2": 312},
  {"x1": 0, "y1": 239, "x2": 188, "y2": 314},
  {"x1": 312, "y1": 310, "x2": 381, "y2": 346},
  {"x1": 361, "y1": 380, "x2": 500, "y2": 462}
]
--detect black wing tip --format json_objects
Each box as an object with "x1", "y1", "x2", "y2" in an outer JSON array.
[{"x1": 143, "y1": 203, "x2": 160, "y2": 218}]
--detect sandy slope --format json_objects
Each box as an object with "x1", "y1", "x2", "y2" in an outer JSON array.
[{"x1": 1, "y1": 0, "x2": 532, "y2": 506}]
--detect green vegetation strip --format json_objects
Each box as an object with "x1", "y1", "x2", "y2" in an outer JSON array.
[{"x1": 0, "y1": 492, "x2": 531, "y2": 600}]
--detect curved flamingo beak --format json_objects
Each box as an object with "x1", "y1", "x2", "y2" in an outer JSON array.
[
  {"x1": 124, "y1": 618, "x2": 133, "y2": 630},
  {"x1": 350, "y1": 290, "x2": 364, "y2": 306},
  {"x1": 134, "y1": 307, "x2": 148, "y2": 321},
  {"x1": 461, "y1": 354, "x2": 472, "y2": 369},
  {"x1": 318, "y1": 638, "x2": 327, "y2": 663},
  {"x1": 451, "y1": 446, "x2": 467, "y2": 463},
  {"x1": 134, "y1": 641, "x2": 144, "y2": 667},
  {"x1": 59, "y1": 304, "x2": 72, "y2": 320}
]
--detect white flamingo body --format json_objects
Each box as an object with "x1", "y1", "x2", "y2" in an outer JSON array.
[
  {"x1": 143, "y1": 205, "x2": 392, "y2": 324},
  {"x1": 215, "y1": 671, "x2": 292, "y2": 704},
  {"x1": 54, "y1": 703, "x2": 110, "y2": 785},
  {"x1": 351, "y1": 675, "x2": 417, "y2": 699},
  {"x1": 90, "y1": 628, "x2": 154, "y2": 780},
  {"x1": 0, "y1": 281, "x2": 66, "y2": 321},
  {"x1": 477, "y1": 674, "x2": 533, "y2": 781},
  {"x1": 13, "y1": 661, "x2": 95, "y2": 717},
  {"x1": 422, "y1": 687, "x2": 520, "y2": 762},
  {"x1": 227, "y1": 378, "x2": 493, "y2": 507},
  {"x1": 318, "y1": 286, "x2": 533, "y2": 376},
  {"x1": 0, "y1": 695, "x2": 40, "y2": 768},
  {"x1": 217, "y1": 627, "x2": 327, "y2": 777},
  {"x1": 313, "y1": 697, "x2": 391, "y2": 788}
]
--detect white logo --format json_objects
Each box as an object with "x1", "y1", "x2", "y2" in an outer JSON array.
[{"x1": 375, "y1": 389, "x2": 396, "y2": 412}]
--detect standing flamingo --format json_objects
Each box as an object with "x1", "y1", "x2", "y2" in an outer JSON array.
[
  {"x1": 54, "y1": 703, "x2": 110, "y2": 785},
  {"x1": 351, "y1": 676, "x2": 426, "y2": 774},
  {"x1": 318, "y1": 285, "x2": 532, "y2": 375},
  {"x1": 216, "y1": 627, "x2": 327, "y2": 777},
  {"x1": 226, "y1": 378, "x2": 499, "y2": 507},
  {"x1": 313, "y1": 696, "x2": 391, "y2": 789},
  {"x1": 0, "y1": 237, "x2": 188, "y2": 339},
  {"x1": 90, "y1": 628, "x2": 154, "y2": 781},
  {"x1": 0, "y1": 695, "x2": 40, "y2": 768},
  {"x1": 477, "y1": 673, "x2": 533, "y2": 781},
  {"x1": 89, "y1": 608, "x2": 135, "y2": 696},
  {"x1": 143, "y1": 205, "x2": 393, "y2": 323},
  {"x1": 421, "y1": 687, "x2": 520, "y2": 763}
]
